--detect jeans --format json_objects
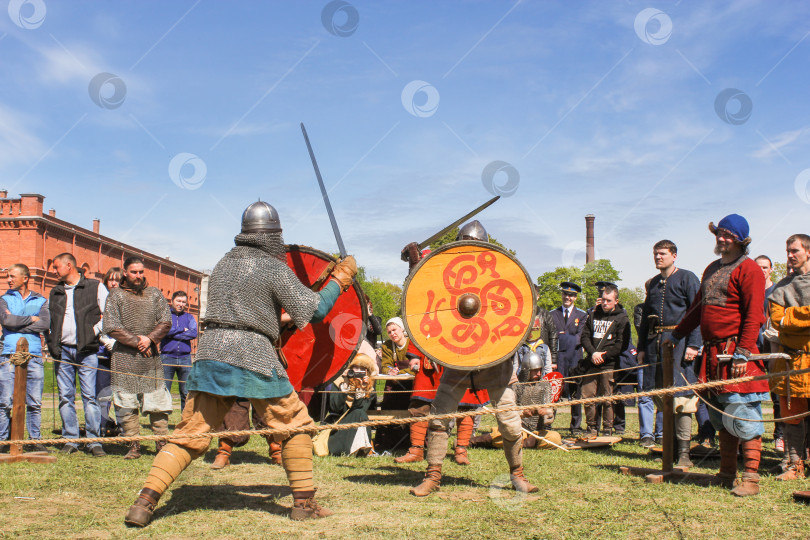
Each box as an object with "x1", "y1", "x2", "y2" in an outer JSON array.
[
  {"x1": 637, "y1": 367, "x2": 663, "y2": 439},
  {"x1": 55, "y1": 346, "x2": 101, "y2": 448},
  {"x1": 96, "y1": 355, "x2": 113, "y2": 434},
  {"x1": 163, "y1": 355, "x2": 192, "y2": 411},
  {"x1": 0, "y1": 356, "x2": 44, "y2": 440}
]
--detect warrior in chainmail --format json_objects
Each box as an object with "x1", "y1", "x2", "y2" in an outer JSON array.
[
  {"x1": 125, "y1": 201, "x2": 357, "y2": 528},
  {"x1": 103, "y1": 256, "x2": 172, "y2": 460}
]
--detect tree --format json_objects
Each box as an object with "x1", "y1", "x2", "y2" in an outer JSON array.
[
  {"x1": 534, "y1": 259, "x2": 621, "y2": 311},
  {"x1": 772, "y1": 261, "x2": 788, "y2": 283},
  {"x1": 355, "y1": 265, "x2": 403, "y2": 324},
  {"x1": 429, "y1": 227, "x2": 516, "y2": 255}
]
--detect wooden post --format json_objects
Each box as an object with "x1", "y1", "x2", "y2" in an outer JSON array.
[
  {"x1": 0, "y1": 338, "x2": 57, "y2": 464},
  {"x1": 661, "y1": 345, "x2": 675, "y2": 473}
]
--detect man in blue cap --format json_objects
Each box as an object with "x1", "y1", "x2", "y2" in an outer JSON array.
[
  {"x1": 550, "y1": 281, "x2": 587, "y2": 436},
  {"x1": 667, "y1": 214, "x2": 768, "y2": 496}
]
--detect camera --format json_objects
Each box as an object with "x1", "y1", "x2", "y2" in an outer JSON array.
[{"x1": 346, "y1": 368, "x2": 367, "y2": 379}]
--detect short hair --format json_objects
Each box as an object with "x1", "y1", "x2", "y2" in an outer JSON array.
[
  {"x1": 754, "y1": 255, "x2": 772, "y2": 268},
  {"x1": 171, "y1": 291, "x2": 188, "y2": 301},
  {"x1": 102, "y1": 267, "x2": 123, "y2": 288},
  {"x1": 653, "y1": 239, "x2": 677, "y2": 255},
  {"x1": 601, "y1": 284, "x2": 619, "y2": 299},
  {"x1": 787, "y1": 234, "x2": 810, "y2": 251},
  {"x1": 54, "y1": 253, "x2": 77, "y2": 267},
  {"x1": 9, "y1": 263, "x2": 30, "y2": 278},
  {"x1": 123, "y1": 256, "x2": 144, "y2": 270}
]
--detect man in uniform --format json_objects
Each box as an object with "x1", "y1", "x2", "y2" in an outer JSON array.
[
  {"x1": 636, "y1": 240, "x2": 702, "y2": 465},
  {"x1": 104, "y1": 257, "x2": 173, "y2": 460},
  {"x1": 668, "y1": 214, "x2": 767, "y2": 496},
  {"x1": 124, "y1": 201, "x2": 357, "y2": 526},
  {"x1": 550, "y1": 282, "x2": 586, "y2": 435},
  {"x1": 767, "y1": 234, "x2": 810, "y2": 481},
  {"x1": 410, "y1": 221, "x2": 538, "y2": 497}
]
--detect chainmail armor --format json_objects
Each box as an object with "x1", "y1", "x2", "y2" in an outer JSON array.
[
  {"x1": 197, "y1": 232, "x2": 320, "y2": 378},
  {"x1": 513, "y1": 380, "x2": 552, "y2": 432},
  {"x1": 104, "y1": 286, "x2": 172, "y2": 394}
]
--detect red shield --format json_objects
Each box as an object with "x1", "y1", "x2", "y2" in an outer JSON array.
[
  {"x1": 279, "y1": 245, "x2": 366, "y2": 390},
  {"x1": 543, "y1": 371, "x2": 563, "y2": 403}
]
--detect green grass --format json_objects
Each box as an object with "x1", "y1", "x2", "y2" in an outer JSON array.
[{"x1": 1, "y1": 406, "x2": 808, "y2": 539}]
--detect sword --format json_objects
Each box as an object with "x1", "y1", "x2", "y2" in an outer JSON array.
[
  {"x1": 400, "y1": 195, "x2": 500, "y2": 262},
  {"x1": 716, "y1": 353, "x2": 791, "y2": 362},
  {"x1": 300, "y1": 123, "x2": 347, "y2": 258}
]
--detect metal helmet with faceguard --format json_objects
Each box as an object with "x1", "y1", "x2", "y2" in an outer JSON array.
[
  {"x1": 241, "y1": 201, "x2": 281, "y2": 233},
  {"x1": 456, "y1": 220, "x2": 488, "y2": 242}
]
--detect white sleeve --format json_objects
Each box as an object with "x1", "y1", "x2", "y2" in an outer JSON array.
[{"x1": 95, "y1": 284, "x2": 109, "y2": 336}]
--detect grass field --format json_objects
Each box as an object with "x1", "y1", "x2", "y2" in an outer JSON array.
[{"x1": 1, "y1": 405, "x2": 808, "y2": 540}]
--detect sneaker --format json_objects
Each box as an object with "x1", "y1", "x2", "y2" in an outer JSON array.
[
  {"x1": 639, "y1": 436, "x2": 655, "y2": 448},
  {"x1": 60, "y1": 444, "x2": 79, "y2": 455},
  {"x1": 602, "y1": 429, "x2": 613, "y2": 437},
  {"x1": 775, "y1": 438, "x2": 785, "y2": 452},
  {"x1": 31, "y1": 443, "x2": 50, "y2": 453},
  {"x1": 90, "y1": 446, "x2": 106, "y2": 457},
  {"x1": 654, "y1": 437, "x2": 663, "y2": 446}
]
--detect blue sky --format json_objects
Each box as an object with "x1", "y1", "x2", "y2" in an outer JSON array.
[{"x1": 1, "y1": 1, "x2": 808, "y2": 289}]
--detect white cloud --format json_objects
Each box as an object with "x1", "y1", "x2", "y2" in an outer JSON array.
[
  {"x1": 0, "y1": 104, "x2": 46, "y2": 168},
  {"x1": 752, "y1": 128, "x2": 809, "y2": 159}
]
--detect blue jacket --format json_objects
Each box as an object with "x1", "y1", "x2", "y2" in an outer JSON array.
[
  {"x1": 0, "y1": 290, "x2": 50, "y2": 356},
  {"x1": 160, "y1": 309, "x2": 198, "y2": 358}
]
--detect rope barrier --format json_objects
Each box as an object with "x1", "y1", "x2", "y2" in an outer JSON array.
[{"x1": 3, "y1": 366, "x2": 809, "y2": 448}]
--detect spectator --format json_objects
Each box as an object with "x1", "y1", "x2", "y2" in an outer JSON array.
[
  {"x1": 365, "y1": 295, "x2": 382, "y2": 347},
  {"x1": 376, "y1": 317, "x2": 418, "y2": 450},
  {"x1": 579, "y1": 284, "x2": 631, "y2": 438},
  {"x1": 322, "y1": 354, "x2": 378, "y2": 456},
  {"x1": 161, "y1": 291, "x2": 198, "y2": 412},
  {"x1": 755, "y1": 254, "x2": 783, "y2": 452},
  {"x1": 96, "y1": 267, "x2": 122, "y2": 437},
  {"x1": 0, "y1": 264, "x2": 50, "y2": 452},
  {"x1": 549, "y1": 281, "x2": 587, "y2": 436},
  {"x1": 47, "y1": 253, "x2": 107, "y2": 456},
  {"x1": 103, "y1": 257, "x2": 172, "y2": 459}
]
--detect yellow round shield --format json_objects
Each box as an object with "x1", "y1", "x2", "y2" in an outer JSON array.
[{"x1": 402, "y1": 241, "x2": 536, "y2": 370}]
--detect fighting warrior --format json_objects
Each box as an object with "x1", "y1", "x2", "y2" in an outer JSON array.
[
  {"x1": 636, "y1": 240, "x2": 702, "y2": 465},
  {"x1": 410, "y1": 220, "x2": 538, "y2": 496},
  {"x1": 124, "y1": 201, "x2": 357, "y2": 526},
  {"x1": 103, "y1": 257, "x2": 173, "y2": 460},
  {"x1": 767, "y1": 233, "x2": 810, "y2": 481},
  {"x1": 667, "y1": 214, "x2": 767, "y2": 496}
]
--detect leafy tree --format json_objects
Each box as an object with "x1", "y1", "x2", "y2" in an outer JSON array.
[
  {"x1": 772, "y1": 261, "x2": 788, "y2": 283},
  {"x1": 534, "y1": 259, "x2": 621, "y2": 311},
  {"x1": 354, "y1": 265, "x2": 402, "y2": 323}
]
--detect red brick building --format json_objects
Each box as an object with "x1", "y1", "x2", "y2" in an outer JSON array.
[{"x1": 0, "y1": 192, "x2": 205, "y2": 316}]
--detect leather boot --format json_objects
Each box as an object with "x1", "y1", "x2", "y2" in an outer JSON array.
[
  {"x1": 124, "y1": 442, "x2": 142, "y2": 460},
  {"x1": 503, "y1": 437, "x2": 538, "y2": 493},
  {"x1": 210, "y1": 440, "x2": 232, "y2": 470},
  {"x1": 395, "y1": 421, "x2": 428, "y2": 464},
  {"x1": 713, "y1": 429, "x2": 738, "y2": 489},
  {"x1": 268, "y1": 441, "x2": 283, "y2": 466},
  {"x1": 778, "y1": 422, "x2": 806, "y2": 481},
  {"x1": 124, "y1": 488, "x2": 161, "y2": 528},
  {"x1": 468, "y1": 433, "x2": 494, "y2": 448},
  {"x1": 410, "y1": 464, "x2": 442, "y2": 497},
  {"x1": 675, "y1": 439, "x2": 694, "y2": 468},
  {"x1": 776, "y1": 460, "x2": 805, "y2": 481},
  {"x1": 290, "y1": 490, "x2": 333, "y2": 520},
  {"x1": 453, "y1": 416, "x2": 473, "y2": 465},
  {"x1": 731, "y1": 437, "x2": 761, "y2": 497}
]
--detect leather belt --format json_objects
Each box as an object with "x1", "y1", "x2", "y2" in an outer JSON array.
[{"x1": 203, "y1": 321, "x2": 275, "y2": 342}]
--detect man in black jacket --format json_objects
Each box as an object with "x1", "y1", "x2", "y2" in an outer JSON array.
[
  {"x1": 47, "y1": 253, "x2": 107, "y2": 456},
  {"x1": 579, "y1": 284, "x2": 631, "y2": 437}
]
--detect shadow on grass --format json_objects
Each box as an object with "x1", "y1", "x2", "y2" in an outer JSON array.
[
  {"x1": 155, "y1": 483, "x2": 290, "y2": 522},
  {"x1": 341, "y1": 464, "x2": 487, "y2": 489},
  {"x1": 201, "y1": 448, "x2": 274, "y2": 466}
]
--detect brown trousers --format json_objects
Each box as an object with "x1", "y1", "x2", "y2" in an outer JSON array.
[{"x1": 581, "y1": 370, "x2": 613, "y2": 432}]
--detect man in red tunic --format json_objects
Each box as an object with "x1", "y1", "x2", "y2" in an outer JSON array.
[{"x1": 667, "y1": 214, "x2": 768, "y2": 496}]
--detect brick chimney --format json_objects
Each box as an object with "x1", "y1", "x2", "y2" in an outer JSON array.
[
  {"x1": 48, "y1": 209, "x2": 56, "y2": 217},
  {"x1": 92, "y1": 219, "x2": 100, "y2": 234},
  {"x1": 19, "y1": 194, "x2": 44, "y2": 216},
  {"x1": 0, "y1": 189, "x2": 7, "y2": 198},
  {"x1": 585, "y1": 214, "x2": 595, "y2": 264}
]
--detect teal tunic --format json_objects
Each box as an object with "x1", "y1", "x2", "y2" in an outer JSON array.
[{"x1": 186, "y1": 359, "x2": 294, "y2": 399}]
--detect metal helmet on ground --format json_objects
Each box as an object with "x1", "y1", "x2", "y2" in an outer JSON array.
[
  {"x1": 241, "y1": 201, "x2": 281, "y2": 234},
  {"x1": 456, "y1": 220, "x2": 488, "y2": 242}
]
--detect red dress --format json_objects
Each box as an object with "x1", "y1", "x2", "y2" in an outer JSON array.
[{"x1": 674, "y1": 256, "x2": 768, "y2": 395}]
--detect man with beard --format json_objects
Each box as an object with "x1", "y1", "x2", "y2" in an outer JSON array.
[
  {"x1": 767, "y1": 234, "x2": 810, "y2": 481},
  {"x1": 667, "y1": 214, "x2": 767, "y2": 496},
  {"x1": 636, "y1": 240, "x2": 702, "y2": 465},
  {"x1": 103, "y1": 257, "x2": 172, "y2": 459},
  {"x1": 124, "y1": 201, "x2": 357, "y2": 527}
]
